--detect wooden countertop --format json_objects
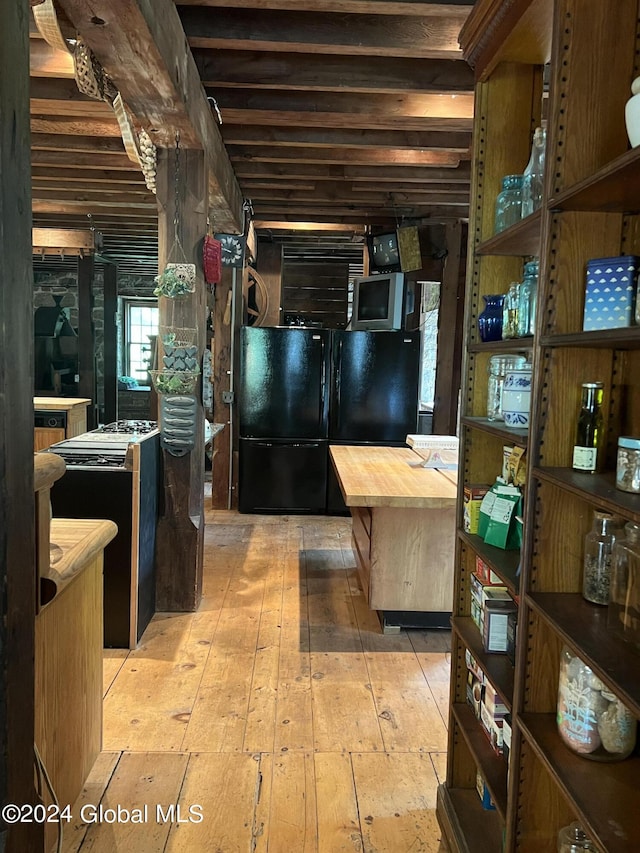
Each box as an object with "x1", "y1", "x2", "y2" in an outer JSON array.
[
  {"x1": 34, "y1": 397, "x2": 91, "y2": 411},
  {"x1": 43, "y1": 518, "x2": 118, "y2": 608},
  {"x1": 330, "y1": 445, "x2": 458, "y2": 508}
]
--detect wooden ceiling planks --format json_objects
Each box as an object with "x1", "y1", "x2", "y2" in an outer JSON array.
[{"x1": 29, "y1": 0, "x2": 474, "y2": 264}]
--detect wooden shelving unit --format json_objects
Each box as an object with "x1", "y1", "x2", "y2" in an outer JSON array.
[{"x1": 437, "y1": 1, "x2": 640, "y2": 850}]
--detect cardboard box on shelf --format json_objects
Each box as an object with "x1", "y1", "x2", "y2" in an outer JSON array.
[
  {"x1": 483, "y1": 598, "x2": 518, "y2": 654},
  {"x1": 463, "y1": 484, "x2": 490, "y2": 534}
]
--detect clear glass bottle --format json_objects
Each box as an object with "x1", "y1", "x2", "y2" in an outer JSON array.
[
  {"x1": 616, "y1": 436, "x2": 640, "y2": 493},
  {"x1": 517, "y1": 260, "x2": 539, "y2": 337},
  {"x1": 502, "y1": 282, "x2": 520, "y2": 339},
  {"x1": 557, "y1": 645, "x2": 637, "y2": 760},
  {"x1": 582, "y1": 510, "x2": 624, "y2": 605},
  {"x1": 494, "y1": 175, "x2": 523, "y2": 233},
  {"x1": 608, "y1": 521, "x2": 640, "y2": 652},
  {"x1": 521, "y1": 127, "x2": 547, "y2": 217},
  {"x1": 572, "y1": 382, "x2": 604, "y2": 473},
  {"x1": 557, "y1": 822, "x2": 600, "y2": 852},
  {"x1": 486, "y1": 354, "x2": 528, "y2": 420}
]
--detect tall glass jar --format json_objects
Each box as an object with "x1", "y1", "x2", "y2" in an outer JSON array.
[
  {"x1": 502, "y1": 282, "x2": 520, "y2": 339},
  {"x1": 582, "y1": 510, "x2": 624, "y2": 605},
  {"x1": 521, "y1": 127, "x2": 547, "y2": 217},
  {"x1": 486, "y1": 354, "x2": 528, "y2": 420},
  {"x1": 608, "y1": 521, "x2": 640, "y2": 651},
  {"x1": 517, "y1": 260, "x2": 539, "y2": 337},
  {"x1": 557, "y1": 822, "x2": 600, "y2": 853},
  {"x1": 557, "y1": 645, "x2": 637, "y2": 760},
  {"x1": 494, "y1": 175, "x2": 523, "y2": 233}
]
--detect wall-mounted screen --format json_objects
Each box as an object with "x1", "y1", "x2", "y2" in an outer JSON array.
[{"x1": 351, "y1": 273, "x2": 405, "y2": 331}]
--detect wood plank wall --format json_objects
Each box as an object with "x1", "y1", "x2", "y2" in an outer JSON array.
[{"x1": 282, "y1": 261, "x2": 350, "y2": 328}]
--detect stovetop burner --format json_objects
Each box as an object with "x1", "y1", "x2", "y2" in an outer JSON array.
[
  {"x1": 96, "y1": 420, "x2": 157, "y2": 435},
  {"x1": 52, "y1": 450, "x2": 128, "y2": 469}
]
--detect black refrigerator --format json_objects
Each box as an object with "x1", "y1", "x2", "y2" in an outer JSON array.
[
  {"x1": 326, "y1": 329, "x2": 420, "y2": 513},
  {"x1": 238, "y1": 326, "x2": 331, "y2": 513},
  {"x1": 238, "y1": 326, "x2": 420, "y2": 514}
]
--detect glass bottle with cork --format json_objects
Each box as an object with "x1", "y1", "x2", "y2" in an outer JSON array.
[{"x1": 572, "y1": 382, "x2": 604, "y2": 473}]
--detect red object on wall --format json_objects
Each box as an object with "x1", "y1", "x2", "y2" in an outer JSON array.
[{"x1": 203, "y1": 236, "x2": 222, "y2": 284}]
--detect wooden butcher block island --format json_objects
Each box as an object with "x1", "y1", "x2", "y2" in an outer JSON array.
[{"x1": 330, "y1": 445, "x2": 457, "y2": 629}]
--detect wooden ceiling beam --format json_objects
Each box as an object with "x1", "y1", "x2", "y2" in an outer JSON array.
[
  {"x1": 222, "y1": 124, "x2": 471, "y2": 152},
  {"x1": 175, "y1": 2, "x2": 473, "y2": 18},
  {"x1": 243, "y1": 182, "x2": 469, "y2": 199},
  {"x1": 30, "y1": 79, "x2": 114, "y2": 117},
  {"x1": 181, "y1": 7, "x2": 463, "y2": 59},
  {"x1": 32, "y1": 188, "x2": 156, "y2": 209},
  {"x1": 31, "y1": 166, "x2": 145, "y2": 184},
  {"x1": 31, "y1": 116, "x2": 123, "y2": 137},
  {"x1": 31, "y1": 133, "x2": 127, "y2": 154},
  {"x1": 233, "y1": 160, "x2": 471, "y2": 183},
  {"x1": 193, "y1": 49, "x2": 474, "y2": 94},
  {"x1": 248, "y1": 188, "x2": 470, "y2": 205},
  {"x1": 228, "y1": 145, "x2": 463, "y2": 166},
  {"x1": 56, "y1": 0, "x2": 244, "y2": 231},
  {"x1": 252, "y1": 207, "x2": 464, "y2": 222},
  {"x1": 32, "y1": 179, "x2": 150, "y2": 194},
  {"x1": 33, "y1": 200, "x2": 157, "y2": 216},
  {"x1": 211, "y1": 89, "x2": 474, "y2": 126},
  {"x1": 31, "y1": 149, "x2": 136, "y2": 169}
]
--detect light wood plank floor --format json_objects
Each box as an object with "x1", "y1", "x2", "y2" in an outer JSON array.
[{"x1": 63, "y1": 510, "x2": 452, "y2": 853}]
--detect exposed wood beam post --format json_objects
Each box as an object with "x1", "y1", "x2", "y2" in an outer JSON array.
[
  {"x1": 0, "y1": 3, "x2": 41, "y2": 851},
  {"x1": 255, "y1": 241, "x2": 283, "y2": 327},
  {"x1": 211, "y1": 266, "x2": 233, "y2": 510},
  {"x1": 56, "y1": 0, "x2": 244, "y2": 232},
  {"x1": 103, "y1": 263, "x2": 118, "y2": 424},
  {"x1": 155, "y1": 146, "x2": 207, "y2": 611},
  {"x1": 77, "y1": 254, "x2": 96, "y2": 428},
  {"x1": 432, "y1": 220, "x2": 466, "y2": 435}
]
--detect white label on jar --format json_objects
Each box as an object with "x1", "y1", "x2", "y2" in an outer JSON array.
[{"x1": 573, "y1": 446, "x2": 597, "y2": 471}]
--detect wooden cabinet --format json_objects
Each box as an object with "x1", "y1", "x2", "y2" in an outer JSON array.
[
  {"x1": 33, "y1": 397, "x2": 91, "y2": 451},
  {"x1": 437, "y1": 1, "x2": 640, "y2": 850}
]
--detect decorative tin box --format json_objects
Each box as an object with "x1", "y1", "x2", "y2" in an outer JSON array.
[{"x1": 583, "y1": 255, "x2": 640, "y2": 331}]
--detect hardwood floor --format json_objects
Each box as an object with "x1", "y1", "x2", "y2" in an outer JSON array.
[{"x1": 62, "y1": 511, "x2": 451, "y2": 852}]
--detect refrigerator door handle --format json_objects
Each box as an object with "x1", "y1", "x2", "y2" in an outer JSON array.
[
  {"x1": 252, "y1": 441, "x2": 321, "y2": 449},
  {"x1": 319, "y1": 338, "x2": 326, "y2": 422},
  {"x1": 335, "y1": 339, "x2": 342, "y2": 429}
]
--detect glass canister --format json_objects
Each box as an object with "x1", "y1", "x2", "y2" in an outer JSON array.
[
  {"x1": 502, "y1": 282, "x2": 520, "y2": 339},
  {"x1": 608, "y1": 521, "x2": 640, "y2": 652},
  {"x1": 517, "y1": 259, "x2": 539, "y2": 337},
  {"x1": 557, "y1": 822, "x2": 600, "y2": 853},
  {"x1": 477, "y1": 294, "x2": 505, "y2": 342},
  {"x1": 486, "y1": 354, "x2": 528, "y2": 420},
  {"x1": 557, "y1": 645, "x2": 637, "y2": 760},
  {"x1": 616, "y1": 436, "x2": 640, "y2": 493},
  {"x1": 494, "y1": 175, "x2": 523, "y2": 233},
  {"x1": 582, "y1": 510, "x2": 624, "y2": 605}
]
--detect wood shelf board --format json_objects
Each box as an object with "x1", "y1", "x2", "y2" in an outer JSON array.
[
  {"x1": 457, "y1": 531, "x2": 520, "y2": 596},
  {"x1": 462, "y1": 416, "x2": 528, "y2": 448},
  {"x1": 476, "y1": 211, "x2": 541, "y2": 257},
  {"x1": 551, "y1": 146, "x2": 640, "y2": 213},
  {"x1": 451, "y1": 703, "x2": 508, "y2": 819},
  {"x1": 452, "y1": 617, "x2": 514, "y2": 711},
  {"x1": 519, "y1": 713, "x2": 640, "y2": 853},
  {"x1": 468, "y1": 337, "x2": 534, "y2": 354},
  {"x1": 533, "y1": 467, "x2": 640, "y2": 524},
  {"x1": 526, "y1": 592, "x2": 640, "y2": 717},
  {"x1": 540, "y1": 328, "x2": 640, "y2": 350},
  {"x1": 436, "y1": 785, "x2": 504, "y2": 853}
]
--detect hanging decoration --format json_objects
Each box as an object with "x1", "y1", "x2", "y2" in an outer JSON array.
[
  {"x1": 203, "y1": 235, "x2": 222, "y2": 284},
  {"x1": 137, "y1": 129, "x2": 157, "y2": 193},
  {"x1": 73, "y1": 36, "x2": 108, "y2": 101},
  {"x1": 32, "y1": 0, "x2": 71, "y2": 53}
]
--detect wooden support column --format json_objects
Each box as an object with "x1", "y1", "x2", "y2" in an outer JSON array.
[
  {"x1": 255, "y1": 240, "x2": 283, "y2": 327},
  {"x1": 155, "y1": 146, "x2": 207, "y2": 611},
  {"x1": 432, "y1": 220, "x2": 466, "y2": 435},
  {"x1": 0, "y1": 3, "x2": 41, "y2": 851},
  {"x1": 103, "y1": 263, "x2": 118, "y2": 425},
  {"x1": 77, "y1": 254, "x2": 96, "y2": 428},
  {"x1": 211, "y1": 266, "x2": 233, "y2": 509}
]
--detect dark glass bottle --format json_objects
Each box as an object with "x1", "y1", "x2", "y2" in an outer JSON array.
[{"x1": 572, "y1": 382, "x2": 604, "y2": 473}]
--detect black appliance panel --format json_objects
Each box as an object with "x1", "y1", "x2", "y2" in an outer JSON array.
[
  {"x1": 239, "y1": 327, "x2": 331, "y2": 439},
  {"x1": 35, "y1": 410, "x2": 67, "y2": 429},
  {"x1": 51, "y1": 470, "x2": 135, "y2": 648},
  {"x1": 330, "y1": 330, "x2": 420, "y2": 443},
  {"x1": 239, "y1": 438, "x2": 328, "y2": 514}
]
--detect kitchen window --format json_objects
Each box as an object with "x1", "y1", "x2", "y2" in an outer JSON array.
[{"x1": 123, "y1": 299, "x2": 158, "y2": 384}]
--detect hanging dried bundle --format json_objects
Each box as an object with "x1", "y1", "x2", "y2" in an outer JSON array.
[{"x1": 138, "y1": 129, "x2": 157, "y2": 193}]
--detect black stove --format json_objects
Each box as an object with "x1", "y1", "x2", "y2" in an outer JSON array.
[{"x1": 96, "y1": 420, "x2": 157, "y2": 435}]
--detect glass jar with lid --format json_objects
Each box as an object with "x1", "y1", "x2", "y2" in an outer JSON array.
[
  {"x1": 557, "y1": 645, "x2": 637, "y2": 760},
  {"x1": 494, "y1": 175, "x2": 523, "y2": 233},
  {"x1": 582, "y1": 510, "x2": 624, "y2": 605},
  {"x1": 517, "y1": 259, "x2": 539, "y2": 337},
  {"x1": 557, "y1": 822, "x2": 600, "y2": 853},
  {"x1": 616, "y1": 436, "x2": 640, "y2": 493},
  {"x1": 608, "y1": 521, "x2": 640, "y2": 651},
  {"x1": 486, "y1": 354, "x2": 528, "y2": 420}
]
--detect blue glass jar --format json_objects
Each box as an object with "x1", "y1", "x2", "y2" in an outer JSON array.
[
  {"x1": 495, "y1": 175, "x2": 523, "y2": 233},
  {"x1": 478, "y1": 294, "x2": 505, "y2": 342}
]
